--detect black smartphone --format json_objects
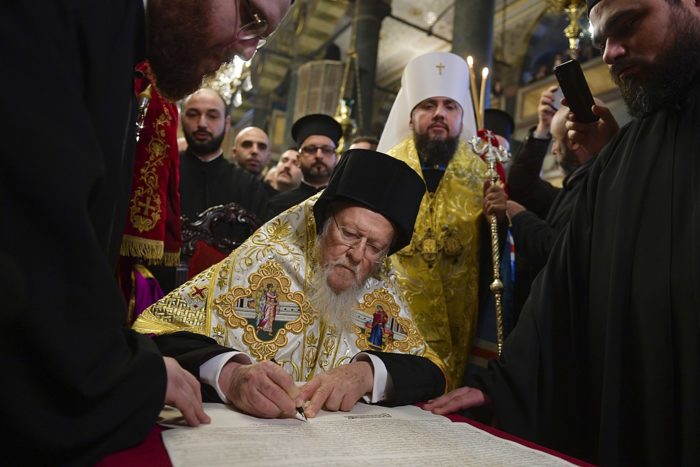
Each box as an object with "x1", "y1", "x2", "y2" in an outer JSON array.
[{"x1": 553, "y1": 59, "x2": 598, "y2": 123}]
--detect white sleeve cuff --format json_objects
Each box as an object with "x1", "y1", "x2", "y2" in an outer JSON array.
[
  {"x1": 353, "y1": 352, "x2": 394, "y2": 403},
  {"x1": 199, "y1": 351, "x2": 252, "y2": 403}
]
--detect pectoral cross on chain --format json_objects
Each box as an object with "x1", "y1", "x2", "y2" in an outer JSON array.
[{"x1": 435, "y1": 62, "x2": 445, "y2": 75}]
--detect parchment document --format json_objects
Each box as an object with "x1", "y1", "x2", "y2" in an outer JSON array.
[{"x1": 160, "y1": 403, "x2": 573, "y2": 466}]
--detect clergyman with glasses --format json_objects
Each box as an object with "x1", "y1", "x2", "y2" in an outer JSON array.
[
  {"x1": 3, "y1": 0, "x2": 294, "y2": 462},
  {"x1": 134, "y1": 149, "x2": 448, "y2": 419},
  {"x1": 265, "y1": 114, "x2": 343, "y2": 220}
]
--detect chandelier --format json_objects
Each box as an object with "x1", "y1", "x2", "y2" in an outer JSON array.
[
  {"x1": 548, "y1": 0, "x2": 587, "y2": 52},
  {"x1": 202, "y1": 57, "x2": 252, "y2": 107}
]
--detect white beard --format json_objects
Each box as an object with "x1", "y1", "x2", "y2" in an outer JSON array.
[{"x1": 307, "y1": 239, "x2": 367, "y2": 333}]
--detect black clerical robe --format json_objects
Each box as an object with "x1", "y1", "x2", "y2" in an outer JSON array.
[
  {"x1": 264, "y1": 181, "x2": 324, "y2": 221},
  {"x1": 148, "y1": 151, "x2": 271, "y2": 293},
  {"x1": 508, "y1": 133, "x2": 559, "y2": 220},
  {"x1": 509, "y1": 134, "x2": 593, "y2": 319},
  {"x1": 473, "y1": 84, "x2": 700, "y2": 465},
  {"x1": 1, "y1": 1, "x2": 165, "y2": 465},
  {"x1": 179, "y1": 150, "x2": 269, "y2": 221},
  {"x1": 511, "y1": 161, "x2": 591, "y2": 272}
]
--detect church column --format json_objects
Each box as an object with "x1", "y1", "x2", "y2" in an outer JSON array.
[
  {"x1": 353, "y1": 0, "x2": 391, "y2": 135},
  {"x1": 452, "y1": 0, "x2": 495, "y2": 109},
  {"x1": 282, "y1": 59, "x2": 303, "y2": 149}
]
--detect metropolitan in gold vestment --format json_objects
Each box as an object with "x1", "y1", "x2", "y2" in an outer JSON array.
[
  {"x1": 388, "y1": 138, "x2": 486, "y2": 385},
  {"x1": 378, "y1": 52, "x2": 486, "y2": 385}
]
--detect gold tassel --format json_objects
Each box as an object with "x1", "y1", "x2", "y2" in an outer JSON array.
[
  {"x1": 161, "y1": 251, "x2": 181, "y2": 267},
  {"x1": 120, "y1": 235, "x2": 164, "y2": 261}
]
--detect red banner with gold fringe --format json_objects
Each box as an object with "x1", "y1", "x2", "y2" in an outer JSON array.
[{"x1": 120, "y1": 61, "x2": 181, "y2": 266}]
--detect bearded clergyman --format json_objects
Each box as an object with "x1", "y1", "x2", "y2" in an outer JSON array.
[
  {"x1": 377, "y1": 51, "x2": 493, "y2": 385},
  {"x1": 424, "y1": 1, "x2": 700, "y2": 464},
  {"x1": 133, "y1": 149, "x2": 446, "y2": 418}
]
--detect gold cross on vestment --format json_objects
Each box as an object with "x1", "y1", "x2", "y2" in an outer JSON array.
[
  {"x1": 436, "y1": 62, "x2": 445, "y2": 75},
  {"x1": 137, "y1": 196, "x2": 157, "y2": 215}
]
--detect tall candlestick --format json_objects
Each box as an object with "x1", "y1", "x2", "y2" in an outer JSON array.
[
  {"x1": 466, "y1": 56, "x2": 481, "y2": 129},
  {"x1": 479, "y1": 67, "x2": 489, "y2": 129}
]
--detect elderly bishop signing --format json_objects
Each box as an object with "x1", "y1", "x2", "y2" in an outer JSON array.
[{"x1": 134, "y1": 149, "x2": 447, "y2": 418}]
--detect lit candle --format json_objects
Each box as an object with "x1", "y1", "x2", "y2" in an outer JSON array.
[
  {"x1": 466, "y1": 56, "x2": 481, "y2": 128},
  {"x1": 479, "y1": 67, "x2": 489, "y2": 130}
]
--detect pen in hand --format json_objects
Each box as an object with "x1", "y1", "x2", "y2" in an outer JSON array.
[{"x1": 295, "y1": 406, "x2": 308, "y2": 422}]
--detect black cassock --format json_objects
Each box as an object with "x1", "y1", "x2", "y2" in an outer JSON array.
[
  {"x1": 473, "y1": 82, "x2": 700, "y2": 466},
  {"x1": 264, "y1": 182, "x2": 324, "y2": 221},
  {"x1": 179, "y1": 150, "x2": 269, "y2": 221},
  {"x1": 510, "y1": 158, "x2": 593, "y2": 320},
  {"x1": 1, "y1": 1, "x2": 165, "y2": 465}
]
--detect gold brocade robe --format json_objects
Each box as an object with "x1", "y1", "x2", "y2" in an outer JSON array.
[
  {"x1": 133, "y1": 196, "x2": 446, "y2": 384},
  {"x1": 388, "y1": 138, "x2": 487, "y2": 385}
]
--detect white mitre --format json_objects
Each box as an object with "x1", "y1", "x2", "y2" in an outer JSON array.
[{"x1": 377, "y1": 51, "x2": 477, "y2": 153}]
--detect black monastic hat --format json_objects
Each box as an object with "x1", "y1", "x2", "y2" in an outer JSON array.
[
  {"x1": 291, "y1": 114, "x2": 343, "y2": 146},
  {"x1": 484, "y1": 109, "x2": 515, "y2": 141},
  {"x1": 313, "y1": 149, "x2": 426, "y2": 255}
]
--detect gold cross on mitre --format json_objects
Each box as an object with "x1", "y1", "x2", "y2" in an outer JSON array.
[{"x1": 435, "y1": 62, "x2": 446, "y2": 75}]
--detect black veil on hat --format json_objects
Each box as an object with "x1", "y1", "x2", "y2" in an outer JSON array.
[
  {"x1": 313, "y1": 149, "x2": 426, "y2": 255},
  {"x1": 484, "y1": 109, "x2": 515, "y2": 142},
  {"x1": 291, "y1": 114, "x2": 343, "y2": 146}
]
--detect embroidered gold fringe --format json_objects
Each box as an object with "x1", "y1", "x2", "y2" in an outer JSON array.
[
  {"x1": 161, "y1": 251, "x2": 181, "y2": 267},
  {"x1": 120, "y1": 235, "x2": 164, "y2": 261}
]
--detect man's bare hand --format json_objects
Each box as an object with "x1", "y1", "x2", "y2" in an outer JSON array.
[
  {"x1": 483, "y1": 181, "x2": 508, "y2": 222},
  {"x1": 163, "y1": 356, "x2": 211, "y2": 426},
  {"x1": 535, "y1": 86, "x2": 559, "y2": 138},
  {"x1": 220, "y1": 360, "x2": 300, "y2": 419},
  {"x1": 422, "y1": 386, "x2": 489, "y2": 415},
  {"x1": 564, "y1": 101, "x2": 619, "y2": 156},
  {"x1": 298, "y1": 361, "x2": 374, "y2": 417}
]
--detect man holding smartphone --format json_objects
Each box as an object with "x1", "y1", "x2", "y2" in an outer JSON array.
[
  {"x1": 490, "y1": 87, "x2": 611, "y2": 320},
  {"x1": 425, "y1": 0, "x2": 700, "y2": 465}
]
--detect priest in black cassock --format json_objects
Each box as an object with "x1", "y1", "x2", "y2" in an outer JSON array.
[
  {"x1": 264, "y1": 114, "x2": 342, "y2": 220},
  {"x1": 1, "y1": 1, "x2": 293, "y2": 464},
  {"x1": 425, "y1": 0, "x2": 700, "y2": 465},
  {"x1": 151, "y1": 87, "x2": 270, "y2": 293},
  {"x1": 179, "y1": 88, "x2": 269, "y2": 222}
]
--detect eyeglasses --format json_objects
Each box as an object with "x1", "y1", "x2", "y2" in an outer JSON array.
[
  {"x1": 300, "y1": 145, "x2": 336, "y2": 157},
  {"x1": 332, "y1": 216, "x2": 388, "y2": 262},
  {"x1": 237, "y1": 0, "x2": 269, "y2": 44}
]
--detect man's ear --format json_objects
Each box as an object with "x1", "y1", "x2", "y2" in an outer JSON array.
[
  {"x1": 224, "y1": 115, "x2": 231, "y2": 134},
  {"x1": 409, "y1": 116, "x2": 414, "y2": 131}
]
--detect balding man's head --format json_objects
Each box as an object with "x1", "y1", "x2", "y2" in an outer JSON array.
[
  {"x1": 232, "y1": 127, "x2": 270, "y2": 176},
  {"x1": 182, "y1": 88, "x2": 228, "y2": 116},
  {"x1": 551, "y1": 106, "x2": 569, "y2": 146},
  {"x1": 550, "y1": 106, "x2": 580, "y2": 176}
]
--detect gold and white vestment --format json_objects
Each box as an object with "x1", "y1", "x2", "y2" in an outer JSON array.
[{"x1": 133, "y1": 196, "x2": 446, "y2": 383}]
